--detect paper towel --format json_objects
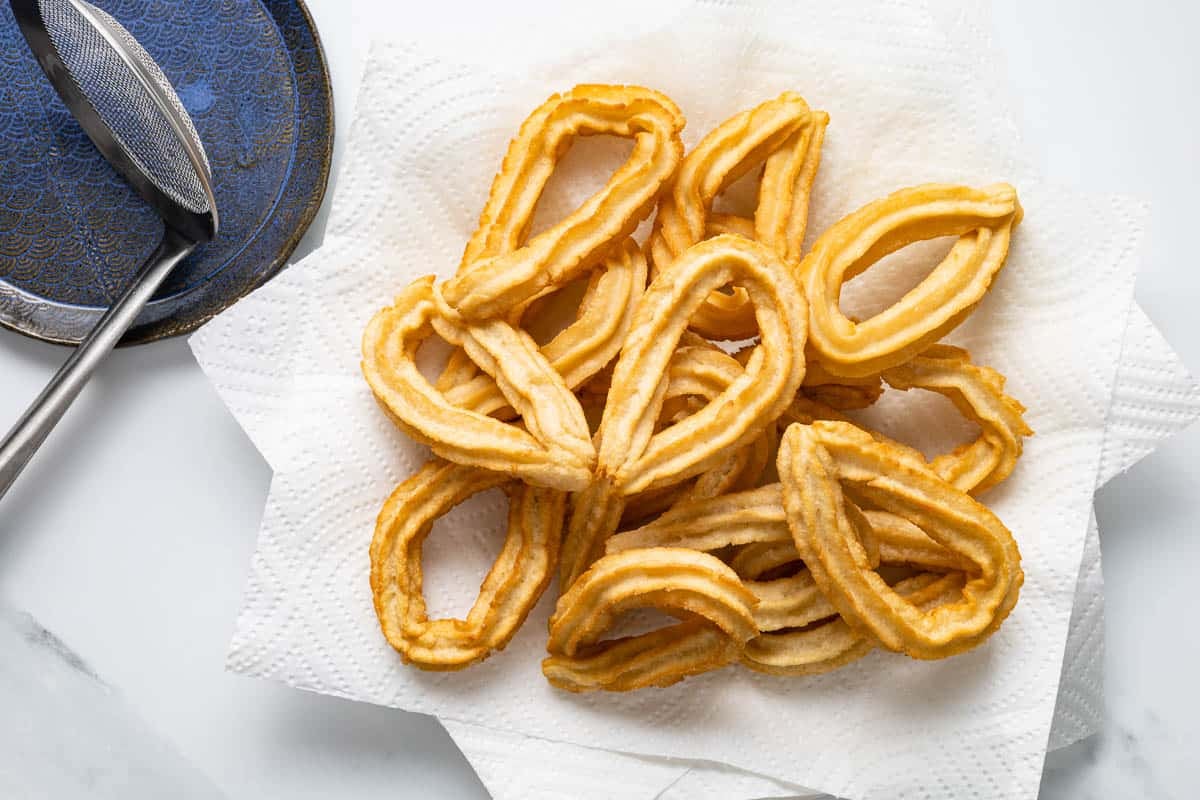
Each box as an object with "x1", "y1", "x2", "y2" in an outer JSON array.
[
  {"x1": 187, "y1": 1, "x2": 1178, "y2": 796},
  {"x1": 197, "y1": 294, "x2": 1190, "y2": 800},
  {"x1": 191, "y1": 265, "x2": 1200, "y2": 800},
  {"x1": 440, "y1": 306, "x2": 1200, "y2": 800}
]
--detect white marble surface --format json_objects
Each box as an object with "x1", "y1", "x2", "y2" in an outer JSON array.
[
  {"x1": 0, "y1": 606, "x2": 224, "y2": 800},
  {"x1": 0, "y1": 0, "x2": 1197, "y2": 798}
]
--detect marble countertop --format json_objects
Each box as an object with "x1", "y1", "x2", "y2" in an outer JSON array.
[{"x1": 1, "y1": 1, "x2": 1198, "y2": 798}]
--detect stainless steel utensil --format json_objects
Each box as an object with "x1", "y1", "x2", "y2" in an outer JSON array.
[{"x1": 0, "y1": 0, "x2": 218, "y2": 501}]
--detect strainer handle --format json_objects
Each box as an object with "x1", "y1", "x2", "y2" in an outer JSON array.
[{"x1": 0, "y1": 227, "x2": 195, "y2": 501}]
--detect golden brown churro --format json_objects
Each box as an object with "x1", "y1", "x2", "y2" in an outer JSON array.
[{"x1": 360, "y1": 84, "x2": 1029, "y2": 691}]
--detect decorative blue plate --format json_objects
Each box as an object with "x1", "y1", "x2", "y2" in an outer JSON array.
[{"x1": 0, "y1": 0, "x2": 333, "y2": 345}]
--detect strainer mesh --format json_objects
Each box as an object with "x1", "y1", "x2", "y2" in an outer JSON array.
[{"x1": 40, "y1": 0, "x2": 211, "y2": 214}]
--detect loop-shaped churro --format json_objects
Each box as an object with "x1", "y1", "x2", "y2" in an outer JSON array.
[
  {"x1": 880, "y1": 344, "x2": 1032, "y2": 494},
  {"x1": 559, "y1": 234, "x2": 808, "y2": 587},
  {"x1": 650, "y1": 93, "x2": 826, "y2": 339},
  {"x1": 604, "y1": 476, "x2": 980, "y2": 674},
  {"x1": 728, "y1": 540, "x2": 800, "y2": 581},
  {"x1": 705, "y1": 212, "x2": 757, "y2": 239},
  {"x1": 607, "y1": 484, "x2": 790, "y2": 555},
  {"x1": 740, "y1": 572, "x2": 966, "y2": 676},
  {"x1": 433, "y1": 86, "x2": 673, "y2": 402},
  {"x1": 864, "y1": 509, "x2": 974, "y2": 573},
  {"x1": 440, "y1": 85, "x2": 685, "y2": 320},
  {"x1": 621, "y1": 345, "x2": 774, "y2": 525},
  {"x1": 443, "y1": 237, "x2": 648, "y2": 418},
  {"x1": 801, "y1": 183, "x2": 1023, "y2": 377},
  {"x1": 371, "y1": 460, "x2": 565, "y2": 670},
  {"x1": 361, "y1": 84, "x2": 1032, "y2": 689},
  {"x1": 778, "y1": 421, "x2": 1023, "y2": 659},
  {"x1": 435, "y1": 86, "x2": 664, "y2": 394},
  {"x1": 600, "y1": 236, "x2": 807, "y2": 492},
  {"x1": 734, "y1": 333, "x2": 884, "y2": 412},
  {"x1": 659, "y1": 345, "x2": 775, "y2": 492},
  {"x1": 543, "y1": 620, "x2": 738, "y2": 693},
  {"x1": 362, "y1": 276, "x2": 595, "y2": 491},
  {"x1": 755, "y1": 110, "x2": 829, "y2": 266},
  {"x1": 543, "y1": 548, "x2": 758, "y2": 691},
  {"x1": 798, "y1": 361, "x2": 885, "y2": 410},
  {"x1": 609, "y1": 484, "x2": 960, "y2": 583},
  {"x1": 605, "y1": 483, "x2": 879, "y2": 575}
]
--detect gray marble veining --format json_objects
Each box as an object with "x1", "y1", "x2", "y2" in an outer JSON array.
[
  {"x1": 0, "y1": 606, "x2": 225, "y2": 800},
  {"x1": 1041, "y1": 718, "x2": 1179, "y2": 800}
]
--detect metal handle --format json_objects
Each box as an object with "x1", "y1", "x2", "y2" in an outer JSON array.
[{"x1": 0, "y1": 228, "x2": 195, "y2": 501}]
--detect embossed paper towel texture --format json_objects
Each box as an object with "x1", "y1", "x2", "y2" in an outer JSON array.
[
  {"x1": 188, "y1": 245, "x2": 1200, "y2": 797},
  {"x1": 441, "y1": 306, "x2": 1200, "y2": 800},
  {"x1": 187, "y1": 2, "x2": 1179, "y2": 797},
  {"x1": 194, "y1": 284, "x2": 1198, "y2": 800}
]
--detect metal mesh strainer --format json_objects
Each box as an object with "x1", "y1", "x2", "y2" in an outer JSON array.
[
  {"x1": 12, "y1": 0, "x2": 218, "y2": 239},
  {"x1": 41, "y1": 0, "x2": 211, "y2": 214},
  {"x1": 1, "y1": 0, "x2": 220, "y2": 500}
]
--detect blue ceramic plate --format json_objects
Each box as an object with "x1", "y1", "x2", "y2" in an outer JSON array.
[{"x1": 0, "y1": 0, "x2": 333, "y2": 345}]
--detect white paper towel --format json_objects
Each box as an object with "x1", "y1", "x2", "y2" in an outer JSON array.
[
  {"x1": 440, "y1": 306, "x2": 1200, "y2": 800},
  {"x1": 191, "y1": 273, "x2": 1200, "y2": 800},
  {"x1": 187, "y1": 1, "x2": 1191, "y2": 796}
]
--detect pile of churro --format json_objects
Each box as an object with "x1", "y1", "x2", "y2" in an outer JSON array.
[{"x1": 361, "y1": 85, "x2": 1029, "y2": 692}]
